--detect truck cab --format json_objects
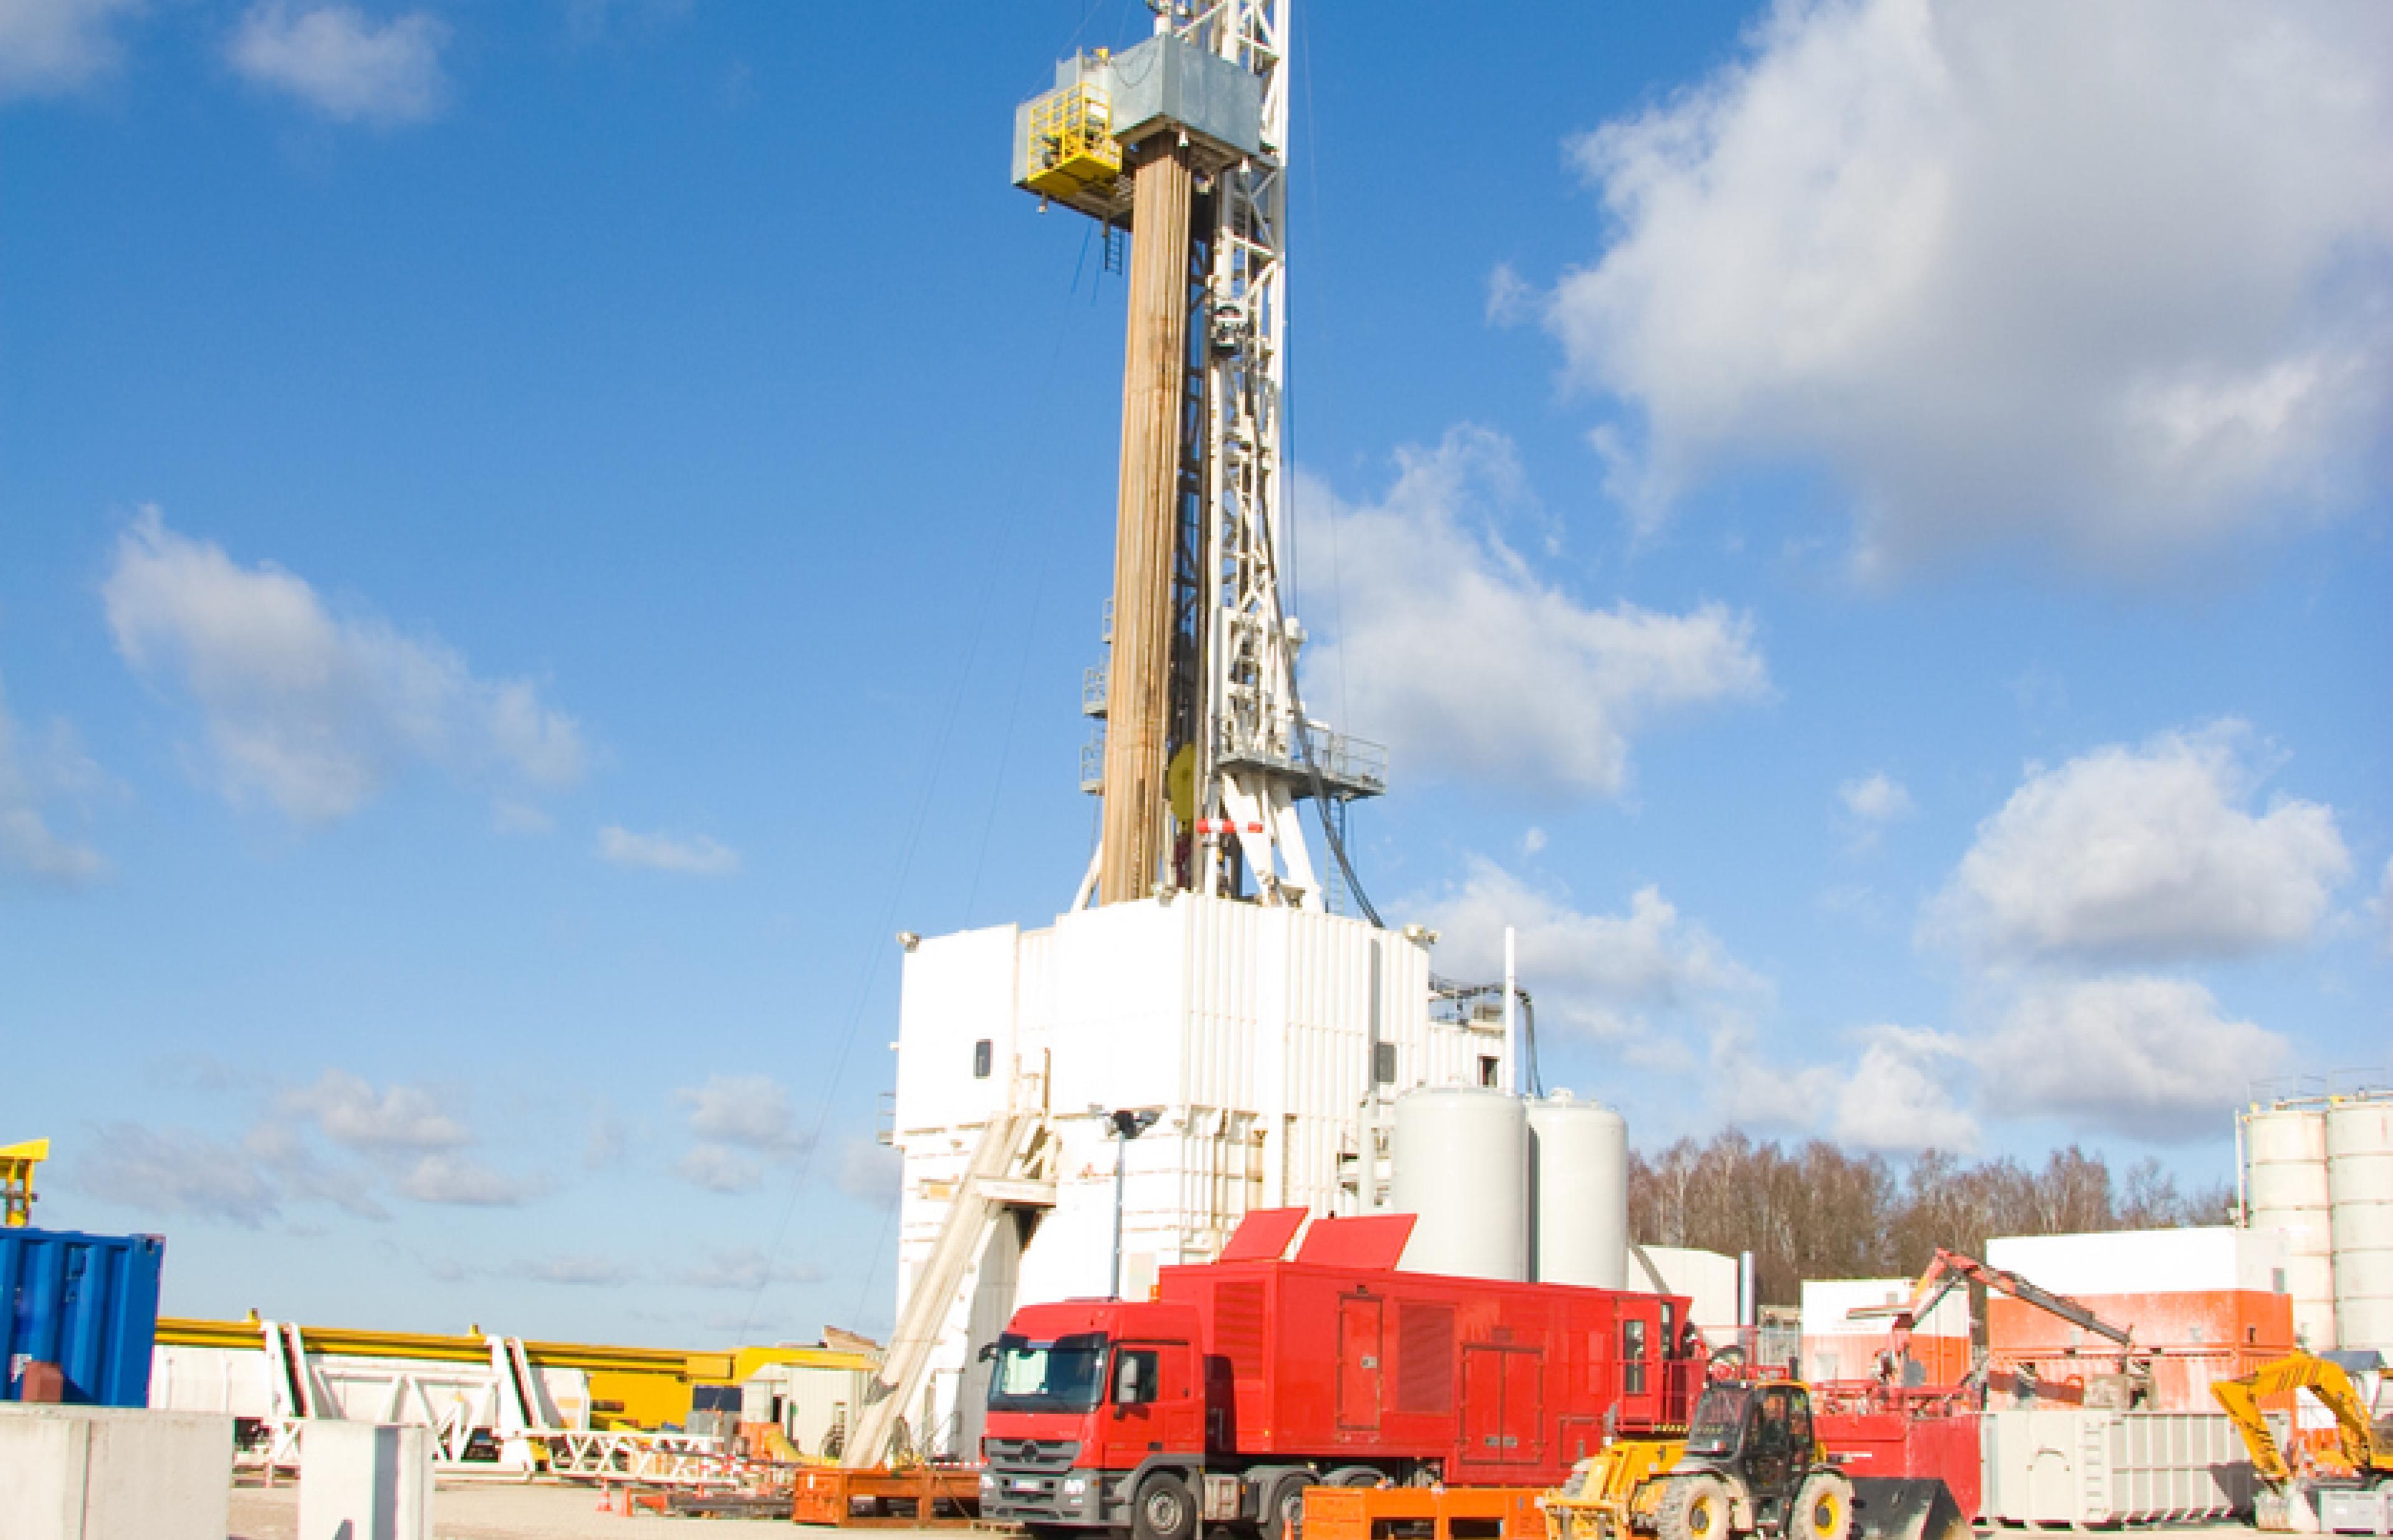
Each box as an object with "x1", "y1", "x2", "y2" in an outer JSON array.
[{"x1": 980, "y1": 1299, "x2": 1210, "y2": 1536}]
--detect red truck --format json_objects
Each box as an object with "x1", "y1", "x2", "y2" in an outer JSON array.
[{"x1": 977, "y1": 1208, "x2": 1701, "y2": 1540}]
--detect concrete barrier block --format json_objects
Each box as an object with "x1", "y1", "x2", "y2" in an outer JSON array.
[
  {"x1": 297, "y1": 1421, "x2": 433, "y2": 1540},
  {"x1": 0, "y1": 1404, "x2": 232, "y2": 1540}
]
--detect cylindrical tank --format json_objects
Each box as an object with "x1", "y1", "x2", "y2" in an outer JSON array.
[
  {"x1": 1527, "y1": 1093, "x2": 1628, "y2": 1290},
  {"x1": 1390, "y1": 1086, "x2": 1527, "y2": 1281},
  {"x1": 2326, "y1": 1096, "x2": 2393, "y2": 1352},
  {"x1": 2248, "y1": 1104, "x2": 2337, "y2": 1350}
]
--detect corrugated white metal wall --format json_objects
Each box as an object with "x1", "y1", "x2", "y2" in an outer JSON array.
[{"x1": 1985, "y1": 1227, "x2": 2288, "y2": 1296}]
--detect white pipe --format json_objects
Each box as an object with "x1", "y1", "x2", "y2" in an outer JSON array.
[{"x1": 1502, "y1": 926, "x2": 1518, "y2": 1095}]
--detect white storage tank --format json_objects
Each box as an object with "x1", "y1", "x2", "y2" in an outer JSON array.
[
  {"x1": 1527, "y1": 1092, "x2": 1628, "y2": 1290},
  {"x1": 2326, "y1": 1096, "x2": 2393, "y2": 1352},
  {"x1": 2247, "y1": 1103, "x2": 2337, "y2": 1350},
  {"x1": 1392, "y1": 1086, "x2": 1528, "y2": 1281}
]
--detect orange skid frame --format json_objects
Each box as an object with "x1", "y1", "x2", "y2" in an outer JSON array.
[
  {"x1": 1302, "y1": 1486, "x2": 1548, "y2": 1540},
  {"x1": 790, "y1": 1465, "x2": 982, "y2": 1528}
]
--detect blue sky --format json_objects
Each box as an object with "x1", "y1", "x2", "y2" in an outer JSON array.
[{"x1": 3, "y1": 0, "x2": 2386, "y2": 1347}]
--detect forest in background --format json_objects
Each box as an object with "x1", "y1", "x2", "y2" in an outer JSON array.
[{"x1": 1628, "y1": 1132, "x2": 2235, "y2": 1306}]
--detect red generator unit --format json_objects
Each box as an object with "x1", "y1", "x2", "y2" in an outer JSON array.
[{"x1": 978, "y1": 1208, "x2": 1699, "y2": 1540}]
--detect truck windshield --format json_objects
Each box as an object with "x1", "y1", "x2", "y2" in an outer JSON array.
[
  {"x1": 1684, "y1": 1386, "x2": 1751, "y2": 1458},
  {"x1": 988, "y1": 1333, "x2": 1110, "y2": 1414}
]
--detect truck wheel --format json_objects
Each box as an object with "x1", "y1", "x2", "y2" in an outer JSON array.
[
  {"x1": 1261, "y1": 1480, "x2": 1307, "y2": 1540},
  {"x1": 1792, "y1": 1474, "x2": 1852, "y2": 1540},
  {"x1": 1655, "y1": 1476, "x2": 1732, "y2": 1540},
  {"x1": 1133, "y1": 1473, "x2": 1196, "y2": 1540}
]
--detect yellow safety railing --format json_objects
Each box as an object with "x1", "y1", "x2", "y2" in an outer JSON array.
[
  {"x1": 2, "y1": 1138, "x2": 47, "y2": 1227},
  {"x1": 1026, "y1": 82, "x2": 1121, "y2": 200}
]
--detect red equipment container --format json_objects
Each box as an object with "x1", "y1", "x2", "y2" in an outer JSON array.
[
  {"x1": 1987, "y1": 1288, "x2": 2296, "y2": 1413},
  {"x1": 1815, "y1": 1402, "x2": 1983, "y2": 1519},
  {"x1": 978, "y1": 1209, "x2": 1698, "y2": 1537}
]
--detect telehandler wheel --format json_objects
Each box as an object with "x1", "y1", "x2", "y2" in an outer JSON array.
[
  {"x1": 1133, "y1": 1472, "x2": 1196, "y2": 1540},
  {"x1": 1792, "y1": 1473, "x2": 1853, "y2": 1540},
  {"x1": 1655, "y1": 1475, "x2": 1734, "y2": 1540}
]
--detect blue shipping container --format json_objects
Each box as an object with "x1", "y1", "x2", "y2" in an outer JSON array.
[{"x1": 1, "y1": 1227, "x2": 165, "y2": 1407}]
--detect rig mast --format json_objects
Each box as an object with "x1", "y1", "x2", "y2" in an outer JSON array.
[{"x1": 1014, "y1": 0, "x2": 1384, "y2": 915}]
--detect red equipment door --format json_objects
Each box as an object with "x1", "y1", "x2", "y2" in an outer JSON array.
[
  {"x1": 1503, "y1": 1349, "x2": 1544, "y2": 1465},
  {"x1": 1337, "y1": 1295, "x2": 1384, "y2": 1432},
  {"x1": 1463, "y1": 1346, "x2": 1506, "y2": 1462},
  {"x1": 1461, "y1": 1346, "x2": 1543, "y2": 1465}
]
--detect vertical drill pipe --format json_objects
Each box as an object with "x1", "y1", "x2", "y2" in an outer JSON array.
[{"x1": 1099, "y1": 139, "x2": 1196, "y2": 905}]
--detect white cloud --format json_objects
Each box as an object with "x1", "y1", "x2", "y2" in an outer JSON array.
[
  {"x1": 583, "y1": 1103, "x2": 629, "y2": 1170},
  {"x1": 243, "y1": 1121, "x2": 388, "y2": 1220},
  {"x1": 1975, "y1": 975, "x2": 2286, "y2": 1140},
  {"x1": 1547, "y1": 0, "x2": 2393, "y2": 575},
  {"x1": 395, "y1": 1152, "x2": 534, "y2": 1207},
  {"x1": 103, "y1": 508, "x2": 585, "y2": 825},
  {"x1": 1298, "y1": 429, "x2": 1767, "y2": 795},
  {"x1": 1839, "y1": 771, "x2": 1916, "y2": 825},
  {"x1": 598, "y1": 825, "x2": 740, "y2": 877},
  {"x1": 227, "y1": 2, "x2": 449, "y2": 126},
  {"x1": 0, "y1": 673, "x2": 108, "y2": 886},
  {"x1": 279, "y1": 1070, "x2": 538, "y2": 1206},
  {"x1": 1927, "y1": 723, "x2": 2348, "y2": 965},
  {"x1": 0, "y1": 0, "x2": 141, "y2": 99},
  {"x1": 672, "y1": 1073, "x2": 810, "y2": 1194},
  {"x1": 1485, "y1": 263, "x2": 1534, "y2": 327},
  {"x1": 1519, "y1": 826, "x2": 1547, "y2": 857},
  {"x1": 1414, "y1": 856, "x2": 1763, "y2": 1042},
  {"x1": 677, "y1": 1073, "x2": 804, "y2": 1151},
  {"x1": 77, "y1": 1124, "x2": 281, "y2": 1227},
  {"x1": 1706, "y1": 1019, "x2": 1975, "y2": 1153},
  {"x1": 674, "y1": 1144, "x2": 764, "y2": 1195},
  {"x1": 672, "y1": 1247, "x2": 825, "y2": 1291},
  {"x1": 1705, "y1": 1022, "x2": 1839, "y2": 1134},
  {"x1": 564, "y1": 0, "x2": 693, "y2": 47},
  {"x1": 510, "y1": 1253, "x2": 640, "y2": 1286},
  {"x1": 836, "y1": 1139, "x2": 900, "y2": 1209},
  {"x1": 283, "y1": 1069, "x2": 470, "y2": 1152},
  {"x1": 1830, "y1": 1024, "x2": 1977, "y2": 1153}
]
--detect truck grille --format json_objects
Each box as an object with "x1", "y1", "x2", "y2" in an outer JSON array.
[{"x1": 984, "y1": 1438, "x2": 1081, "y2": 1473}]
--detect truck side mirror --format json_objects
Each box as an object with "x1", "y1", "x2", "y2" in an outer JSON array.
[{"x1": 977, "y1": 1343, "x2": 998, "y2": 1363}]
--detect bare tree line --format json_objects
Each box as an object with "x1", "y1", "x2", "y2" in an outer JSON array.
[{"x1": 1629, "y1": 1131, "x2": 2234, "y2": 1306}]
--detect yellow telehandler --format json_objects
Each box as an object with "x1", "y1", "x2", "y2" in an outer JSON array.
[{"x1": 1544, "y1": 1380, "x2": 1856, "y2": 1540}]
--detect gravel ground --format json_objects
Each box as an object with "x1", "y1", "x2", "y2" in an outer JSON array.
[
  {"x1": 227, "y1": 1480, "x2": 811, "y2": 1539},
  {"x1": 224, "y1": 1485, "x2": 2271, "y2": 1540}
]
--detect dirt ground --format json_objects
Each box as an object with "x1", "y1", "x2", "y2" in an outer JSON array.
[{"x1": 224, "y1": 1485, "x2": 2273, "y2": 1540}]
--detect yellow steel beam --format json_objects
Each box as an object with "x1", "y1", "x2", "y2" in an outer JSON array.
[{"x1": 153, "y1": 1316, "x2": 875, "y2": 1384}]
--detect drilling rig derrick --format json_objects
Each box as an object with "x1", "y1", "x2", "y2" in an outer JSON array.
[{"x1": 1012, "y1": 1, "x2": 1385, "y2": 916}]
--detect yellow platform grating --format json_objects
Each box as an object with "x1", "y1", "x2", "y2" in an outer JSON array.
[{"x1": 1026, "y1": 81, "x2": 1120, "y2": 201}]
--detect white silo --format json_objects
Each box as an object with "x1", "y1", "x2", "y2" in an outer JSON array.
[
  {"x1": 2326, "y1": 1096, "x2": 2393, "y2": 1352},
  {"x1": 1528, "y1": 1093, "x2": 1629, "y2": 1290},
  {"x1": 1391, "y1": 1086, "x2": 1528, "y2": 1281},
  {"x1": 2247, "y1": 1102, "x2": 2337, "y2": 1349}
]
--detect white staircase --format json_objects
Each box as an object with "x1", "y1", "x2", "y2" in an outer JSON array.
[{"x1": 846, "y1": 1106, "x2": 1056, "y2": 1466}]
